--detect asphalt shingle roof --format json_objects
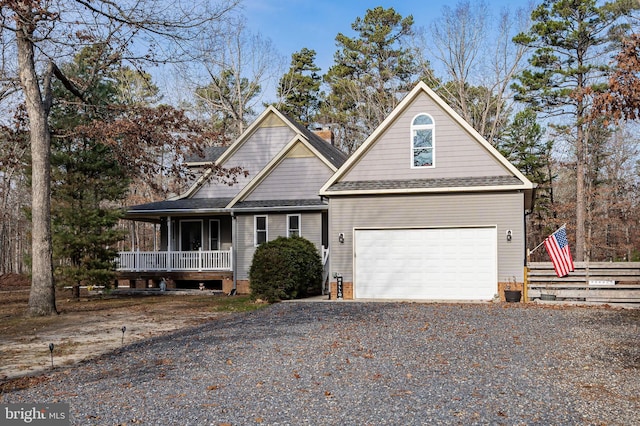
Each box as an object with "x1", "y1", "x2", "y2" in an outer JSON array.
[
  {"x1": 327, "y1": 175, "x2": 524, "y2": 192},
  {"x1": 184, "y1": 146, "x2": 228, "y2": 163},
  {"x1": 128, "y1": 198, "x2": 233, "y2": 213},
  {"x1": 233, "y1": 199, "x2": 327, "y2": 209},
  {"x1": 283, "y1": 114, "x2": 348, "y2": 169},
  {"x1": 126, "y1": 197, "x2": 327, "y2": 215}
]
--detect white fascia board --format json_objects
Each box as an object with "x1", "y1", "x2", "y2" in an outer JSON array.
[
  {"x1": 172, "y1": 168, "x2": 213, "y2": 200},
  {"x1": 214, "y1": 106, "x2": 279, "y2": 166},
  {"x1": 417, "y1": 83, "x2": 533, "y2": 186},
  {"x1": 127, "y1": 207, "x2": 232, "y2": 217},
  {"x1": 215, "y1": 106, "x2": 304, "y2": 166},
  {"x1": 183, "y1": 161, "x2": 210, "y2": 167},
  {"x1": 181, "y1": 106, "x2": 303, "y2": 201},
  {"x1": 320, "y1": 84, "x2": 424, "y2": 193}
]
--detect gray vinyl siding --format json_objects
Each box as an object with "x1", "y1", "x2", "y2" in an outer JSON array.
[
  {"x1": 235, "y1": 212, "x2": 324, "y2": 281},
  {"x1": 245, "y1": 157, "x2": 334, "y2": 201},
  {"x1": 343, "y1": 93, "x2": 510, "y2": 182},
  {"x1": 328, "y1": 192, "x2": 525, "y2": 283},
  {"x1": 193, "y1": 126, "x2": 296, "y2": 199}
]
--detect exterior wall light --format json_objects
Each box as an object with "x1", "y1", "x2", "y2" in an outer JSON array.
[
  {"x1": 338, "y1": 233, "x2": 345, "y2": 244},
  {"x1": 506, "y1": 230, "x2": 513, "y2": 242}
]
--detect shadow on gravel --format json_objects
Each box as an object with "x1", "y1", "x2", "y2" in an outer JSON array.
[{"x1": 571, "y1": 308, "x2": 640, "y2": 370}]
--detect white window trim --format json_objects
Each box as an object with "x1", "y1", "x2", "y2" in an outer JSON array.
[
  {"x1": 254, "y1": 215, "x2": 268, "y2": 246},
  {"x1": 209, "y1": 219, "x2": 220, "y2": 250},
  {"x1": 287, "y1": 214, "x2": 301, "y2": 238},
  {"x1": 410, "y1": 113, "x2": 435, "y2": 169}
]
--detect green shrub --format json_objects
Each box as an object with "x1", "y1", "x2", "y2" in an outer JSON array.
[{"x1": 249, "y1": 236, "x2": 323, "y2": 302}]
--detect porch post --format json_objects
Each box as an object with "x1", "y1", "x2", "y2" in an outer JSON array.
[
  {"x1": 167, "y1": 215, "x2": 172, "y2": 271},
  {"x1": 153, "y1": 223, "x2": 158, "y2": 252}
]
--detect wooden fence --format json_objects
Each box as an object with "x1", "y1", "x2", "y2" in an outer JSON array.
[{"x1": 526, "y1": 262, "x2": 640, "y2": 304}]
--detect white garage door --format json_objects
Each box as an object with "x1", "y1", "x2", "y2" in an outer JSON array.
[{"x1": 354, "y1": 227, "x2": 497, "y2": 300}]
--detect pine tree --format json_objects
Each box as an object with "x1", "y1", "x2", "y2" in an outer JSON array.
[
  {"x1": 322, "y1": 6, "x2": 419, "y2": 153},
  {"x1": 51, "y1": 140, "x2": 129, "y2": 289},
  {"x1": 49, "y1": 47, "x2": 131, "y2": 290},
  {"x1": 498, "y1": 108, "x2": 555, "y2": 250},
  {"x1": 512, "y1": 0, "x2": 637, "y2": 261},
  {"x1": 277, "y1": 48, "x2": 321, "y2": 127}
]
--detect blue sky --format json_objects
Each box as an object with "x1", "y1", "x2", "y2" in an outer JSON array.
[{"x1": 242, "y1": 0, "x2": 536, "y2": 76}]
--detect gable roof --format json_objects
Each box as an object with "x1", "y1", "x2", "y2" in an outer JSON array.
[
  {"x1": 283, "y1": 112, "x2": 347, "y2": 169},
  {"x1": 179, "y1": 106, "x2": 347, "y2": 200},
  {"x1": 214, "y1": 106, "x2": 346, "y2": 170},
  {"x1": 320, "y1": 81, "x2": 535, "y2": 199},
  {"x1": 225, "y1": 133, "x2": 342, "y2": 208}
]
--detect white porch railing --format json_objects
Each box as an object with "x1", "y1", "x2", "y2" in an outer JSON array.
[{"x1": 116, "y1": 249, "x2": 233, "y2": 272}]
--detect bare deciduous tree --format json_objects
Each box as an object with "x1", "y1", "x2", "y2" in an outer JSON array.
[
  {"x1": 184, "y1": 16, "x2": 284, "y2": 142},
  {"x1": 427, "y1": 0, "x2": 532, "y2": 144},
  {"x1": 0, "y1": 0, "x2": 239, "y2": 316},
  {"x1": 0, "y1": 107, "x2": 29, "y2": 275}
]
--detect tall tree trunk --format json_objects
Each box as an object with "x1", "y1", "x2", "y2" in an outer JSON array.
[
  {"x1": 575, "y1": 123, "x2": 586, "y2": 262},
  {"x1": 16, "y1": 23, "x2": 57, "y2": 316}
]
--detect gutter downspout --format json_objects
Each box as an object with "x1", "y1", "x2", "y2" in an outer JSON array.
[{"x1": 231, "y1": 210, "x2": 237, "y2": 293}]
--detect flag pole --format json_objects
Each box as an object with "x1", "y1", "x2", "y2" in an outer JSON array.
[{"x1": 529, "y1": 224, "x2": 567, "y2": 255}]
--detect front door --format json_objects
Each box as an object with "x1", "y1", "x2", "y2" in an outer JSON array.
[{"x1": 180, "y1": 220, "x2": 202, "y2": 251}]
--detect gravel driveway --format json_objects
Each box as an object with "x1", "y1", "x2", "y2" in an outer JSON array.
[{"x1": 2, "y1": 301, "x2": 639, "y2": 425}]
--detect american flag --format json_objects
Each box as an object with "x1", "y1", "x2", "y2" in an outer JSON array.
[{"x1": 543, "y1": 226, "x2": 575, "y2": 277}]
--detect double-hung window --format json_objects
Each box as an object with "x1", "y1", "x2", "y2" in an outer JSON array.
[
  {"x1": 287, "y1": 214, "x2": 301, "y2": 237},
  {"x1": 255, "y1": 215, "x2": 268, "y2": 246},
  {"x1": 412, "y1": 113, "x2": 435, "y2": 168}
]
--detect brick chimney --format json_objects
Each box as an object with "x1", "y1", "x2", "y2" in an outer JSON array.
[{"x1": 313, "y1": 127, "x2": 335, "y2": 146}]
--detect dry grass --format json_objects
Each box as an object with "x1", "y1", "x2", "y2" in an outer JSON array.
[{"x1": 0, "y1": 275, "x2": 264, "y2": 382}]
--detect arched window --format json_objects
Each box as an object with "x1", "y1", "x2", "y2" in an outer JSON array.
[{"x1": 411, "y1": 113, "x2": 434, "y2": 168}]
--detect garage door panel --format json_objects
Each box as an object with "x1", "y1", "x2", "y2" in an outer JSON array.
[{"x1": 354, "y1": 227, "x2": 496, "y2": 300}]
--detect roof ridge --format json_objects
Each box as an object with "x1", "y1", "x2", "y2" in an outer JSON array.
[{"x1": 279, "y1": 111, "x2": 348, "y2": 168}]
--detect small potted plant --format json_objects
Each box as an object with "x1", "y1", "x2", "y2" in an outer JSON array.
[
  {"x1": 539, "y1": 284, "x2": 557, "y2": 301},
  {"x1": 504, "y1": 277, "x2": 522, "y2": 303}
]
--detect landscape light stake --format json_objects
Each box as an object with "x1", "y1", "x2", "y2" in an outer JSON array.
[
  {"x1": 49, "y1": 343, "x2": 54, "y2": 368},
  {"x1": 121, "y1": 326, "x2": 126, "y2": 345}
]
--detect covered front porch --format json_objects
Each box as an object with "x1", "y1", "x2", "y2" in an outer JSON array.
[
  {"x1": 117, "y1": 197, "x2": 331, "y2": 295},
  {"x1": 117, "y1": 198, "x2": 238, "y2": 291}
]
